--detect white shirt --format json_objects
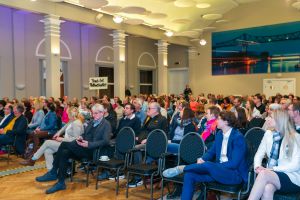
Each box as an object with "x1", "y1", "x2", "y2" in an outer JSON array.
[
  {"x1": 220, "y1": 128, "x2": 232, "y2": 163},
  {"x1": 0, "y1": 114, "x2": 10, "y2": 126}
]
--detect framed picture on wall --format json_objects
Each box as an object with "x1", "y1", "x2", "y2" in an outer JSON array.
[{"x1": 212, "y1": 21, "x2": 300, "y2": 75}]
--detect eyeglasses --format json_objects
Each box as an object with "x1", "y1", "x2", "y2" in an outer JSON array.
[{"x1": 148, "y1": 107, "x2": 156, "y2": 110}]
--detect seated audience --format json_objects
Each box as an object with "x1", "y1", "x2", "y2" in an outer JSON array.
[
  {"x1": 0, "y1": 100, "x2": 6, "y2": 118},
  {"x1": 163, "y1": 111, "x2": 248, "y2": 199},
  {"x1": 248, "y1": 109, "x2": 300, "y2": 200},
  {"x1": 114, "y1": 98, "x2": 124, "y2": 125},
  {"x1": 245, "y1": 99, "x2": 255, "y2": 121},
  {"x1": 168, "y1": 108, "x2": 196, "y2": 154},
  {"x1": 235, "y1": 107, "x2": 249, "y2": 135},
  {"x1": 35, "y1": 104, "x2": 111, "y2": 194},
  {"x1": 23, "y1": 100, "x2": 33, "y2": 124},
  {"x1": 27, "y1": 100, "x2": 45, "y2": 132},
  {"x1": 253, "y1": 94, "x2": 266, "y2": 118},
  {"x1": 117, "y1": 103, "x2": 141, "y2": 135},
  {"x1": 288, "y1": 102, "x2": 300, "y2": 133},
  {"x1": 103, "y1": 102, "x2": 117, "y2": 138},
  {"x1": 133, "y1": 98, "x2": 146, "y2": 126},
  {"x1": 0, "y1": 104, "x2": 28, "y2": 155},
  {"x1": 0, "y1": 104, "x2": 14, "y2": 129},
  {"x1": 27, "y1": 102, "x2": 58, "y2": 154},
  {"x1": 129, "y1": 102, "x2": 168, "y2": 187},
  {"x1": 197, "y1": 106, "x2": 220, "y2": 148},
  {"x1": 20, "y1": 107, "x2": 84, "y2": 170}
]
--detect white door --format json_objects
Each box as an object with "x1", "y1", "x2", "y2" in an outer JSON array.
[{"x1": 168, "y1": 68, "x2": 188, "y2": 95}]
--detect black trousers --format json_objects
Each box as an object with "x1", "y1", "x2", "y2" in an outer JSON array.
[{"x1": 52, "y1": 141, "x2": 93, "y2": 182}]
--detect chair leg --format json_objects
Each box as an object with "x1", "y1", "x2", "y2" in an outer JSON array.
[
  {"x1": 95, "y1": 166, "x2": 100, "y2": 190},
  {"x1": 116, "y1": 168, "x2": 120, "y2": 195},
  {"x1": 126, "y1": 171, "x2": 130, "y2": 198},
  {"x1": 203, "y1": 185, "x2": 207, "y2": 200},
  {"x1": 160, "y1": 178, "x2": 164, "y2": 200},
  {"x1": 86, "y1": 166, "x2": 90, "y2": 187},
  {"x1": 70, "y1": 160, "x2": 74, "y2": 182},
  {"x1": 7, "y1": 146, "x2": 10, "y2": 165},
  {"x1": 150, "y1": 173, "x2": 154, "y2": 200}
]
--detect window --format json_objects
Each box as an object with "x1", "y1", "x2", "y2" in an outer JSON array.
[
  {"x1": 139, "y1": 70, "x2": 153, "y2": 95},
  {"x1": 98, "y1": 66, "x2": 114, "y2": 98}
]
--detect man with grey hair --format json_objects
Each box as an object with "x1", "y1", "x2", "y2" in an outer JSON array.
[
  {"x1": 36, "y1": 103, "x2": 111, "y2": 194},
  {"x1": 128, "y1": 102, "x2": 168, "y2": 187}
]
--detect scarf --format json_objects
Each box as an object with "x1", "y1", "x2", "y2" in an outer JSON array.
[{"x1": 268, "y1": 131, "x2": 282, "y2": 168}]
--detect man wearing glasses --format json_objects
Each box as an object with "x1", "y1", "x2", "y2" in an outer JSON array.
[
  {"x1": 128, "y1": 102, "x2": 168, "y2": 187},
  {"x1": 0, "y1": 104, "x2": 14, "y2": 129},
  {"x1": 35, "y1": 104, "x2": 111, "y2": 194}
]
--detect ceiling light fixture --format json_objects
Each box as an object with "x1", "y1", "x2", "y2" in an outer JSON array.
[
  {"x1": 199, "y1": 39, "x2": 207, "y2": 46},
  {"x1": 196, "y1": 3, "x2": 211, "y2": 8},
  {"x1": 30, "y1": 0, "x2": 37, "y2": 1},
  {"x1": 113, "y1": 16, "x2": 123, "y2": 24},
  {"x1": 165, "y1": 30, "x2": 174, "y2": 37}
]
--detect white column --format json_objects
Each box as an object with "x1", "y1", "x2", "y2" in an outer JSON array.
[
  {"x1": 188, "y1": 46, "x2": 198, "y2": 91},
  {"x1": 156, "y1": 40, "x2": 169, "y2": 95},
  {"x1": 13, "y1": 11, "x2": 26, "y2": 98},
  {"x1": 40, "y1": 14, "x2": 64, "y2": 98},
  {"x1": 111, "y1": 30, "x2": 127, "y2": 100}
]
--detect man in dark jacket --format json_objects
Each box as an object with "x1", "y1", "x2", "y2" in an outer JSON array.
[
  {"x1": 0, "y1": 104, "x2": 14, "y2": 129},
  {"x1": 35, "y1": 104, "x2": 111, "y2": 194},
  {"x1": 0, "y1": 104, "x2": 28, "y2": 154},
  {"x1": 137, "y1": 102, "x2": 168, "y2": 144}
]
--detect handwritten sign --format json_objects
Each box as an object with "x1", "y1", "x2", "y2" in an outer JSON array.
[{"x1": 89, "y1": 77, "x2": 108, "y2": 90}]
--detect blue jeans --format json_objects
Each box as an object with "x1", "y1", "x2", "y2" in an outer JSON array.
[{"x1": 167, "y1": 143, "x2": 180, "y2": 154}]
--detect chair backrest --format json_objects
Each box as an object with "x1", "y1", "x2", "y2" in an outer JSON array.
[
  {"x1": 178, "y1": 132, "x2": 205, "y2": 165},
  {"x1": 145, "y1": 129, "x2": 168, "y2": 160},
  {"x1": 115, "y1": 127, "x2": 135, "y2": 155},
  {"x1": 244, "y1": 127, "x2": 265, "y2": 167}
]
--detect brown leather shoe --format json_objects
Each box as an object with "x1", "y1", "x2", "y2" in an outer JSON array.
[{"x1": 19, "y1": 159, "x2": 35, "y2": 166}]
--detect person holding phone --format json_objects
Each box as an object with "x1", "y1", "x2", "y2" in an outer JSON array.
[{"x1": 35, "y1": 104, "x2": 111, "y2": 194}]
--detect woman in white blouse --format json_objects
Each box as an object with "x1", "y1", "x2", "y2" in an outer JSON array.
[
  {"x1": 248, "y1": 109, "x2": 300, "y2": 200},
  {"x1": 20, "y1": 107, "x2": 84, "y2": 170}
]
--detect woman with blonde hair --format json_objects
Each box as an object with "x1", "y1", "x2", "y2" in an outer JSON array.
[
  {"x1": 20, "y1": 107, "x2": 84, "y2": 170},
  {"x1": 248, "y1": 109, "x2": 300, "y2": 200},
  {"x1": 27, "y1": 100, "x2": 45, "y2": 132},
  {"x1": 245, "y1": 99, "x2": 255, "y2": 121}
]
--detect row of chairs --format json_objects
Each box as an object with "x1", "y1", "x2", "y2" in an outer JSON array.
[{"x1": 70, "y1": 127, "x2": 300, "y2": 200}]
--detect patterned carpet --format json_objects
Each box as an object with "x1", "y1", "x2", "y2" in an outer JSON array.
[{"x1": 0, "y1": 162, "x2": 46, "y2": 177}]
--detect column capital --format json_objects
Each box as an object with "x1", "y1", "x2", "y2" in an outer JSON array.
[
  {"x1": 111, "y1": 29, "x2": 128, "y2": 48},
  {"x1": 156, "y1": 40, "x2": 169, "y2": 54},
  {"x1": 40, "y1": 14, "x2": 65, "y2": 37}
]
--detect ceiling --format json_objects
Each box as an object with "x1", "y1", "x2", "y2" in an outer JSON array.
[{"x1": 49, "y1": 0, "x2": 263, "y2": 39}]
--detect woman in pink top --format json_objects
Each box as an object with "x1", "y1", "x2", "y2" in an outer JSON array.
[{"x1": 198, "y1": 106, "x2": 220, "y2": 148}]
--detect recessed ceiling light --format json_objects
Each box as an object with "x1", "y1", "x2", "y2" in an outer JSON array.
[
  {"x1": 30, "y1": 0, "x2": 37, "y2": 2},
  {"x1": 196, "y1": 3, "x2": 211, "y2": 8},
  {"x1": 199, "y1": 39, "x2": 207, "y2": 46},
  {"x1": 165, "y1": 31, "x2": 174, "y2": 37},
  {"x1": 113, "y1": 16, "x2": 123, "y2": 24}
]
